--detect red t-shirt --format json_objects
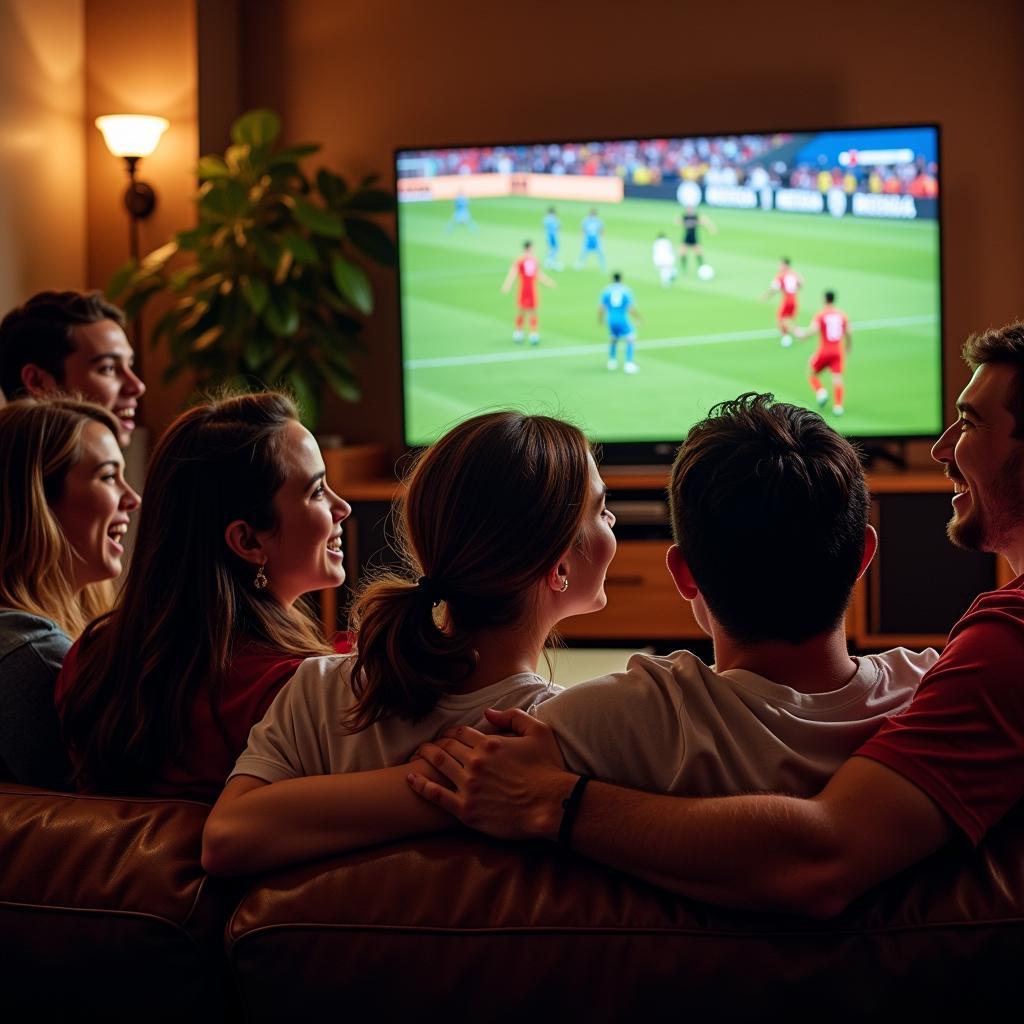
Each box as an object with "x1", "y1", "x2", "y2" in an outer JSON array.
[
  {"x1": 517, "y1": 256, "x2": 538, "y2": 305},
  {"x1": 814, "y1": 308, "x2": 848, "y2": 349},
  {"x1": 773, "y1": 270, "x2": 801, "y2": 296},
  {"x1": 855, "y1": 573, "x2": 1024, "y2": 844},
  {"x1": 56, "y1": 632, "x2": 352, "y2": 802}
]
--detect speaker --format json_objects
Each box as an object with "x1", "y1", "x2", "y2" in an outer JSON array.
[{"x1": 859, "y1": 490, "x2": 998, "y2": 646}]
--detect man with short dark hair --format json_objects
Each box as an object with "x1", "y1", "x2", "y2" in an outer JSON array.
[
  {"x1": 519, "y1": 394, "x2": 934, "y2": 798},
  {"x1": 410, "y1": 325, "x2": 1024, "y2": 917},
  {"x1": 0, "y1": 291, "x2": 145, "y2": 447}
]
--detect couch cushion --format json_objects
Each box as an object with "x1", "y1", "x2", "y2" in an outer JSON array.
[
  {"x1": 0, "y1": 783, "x2": 229, "y2": 1021},
  {"x1": 227, "y1": 809, "x2": 1024, "y2": 1021}
]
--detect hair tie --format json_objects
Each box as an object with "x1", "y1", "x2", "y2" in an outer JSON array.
[{"x1": 416, "y1": 575, "x2": 447, "y2": 606}]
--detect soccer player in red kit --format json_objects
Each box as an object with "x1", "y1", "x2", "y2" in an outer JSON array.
[
  {"x1": 501, "y1": 241, "x2": 556, "y2": 345},
  {"x1": 795, "y1": 290, "x2": 851, "y2": 415},
  {"x1": 760, "y1": 257, "x2": 803, "y2": 348}
]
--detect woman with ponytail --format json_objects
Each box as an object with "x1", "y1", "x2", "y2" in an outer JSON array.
[
  {"x1": 57, "y1": 391, "x2": 351, "y2": 800},
  {"x1": 202, "y1": 410, "x2": 616, "y2": 875}
]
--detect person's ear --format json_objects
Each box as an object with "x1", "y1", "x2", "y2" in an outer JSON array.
[
  {"x1": 545, "y1": 556, "x2": 570, "y2": 594},
  {"x1": 856, "y1": 524, "x2": 878, "y2": 580},
  {"x1": 224, "y1": 520, "x2": 266, "y2": 566},
  {"x1": 20, "y1": 363, "x2": 59, "y2": 396},
  {"x1": 666, "y1": 544, "x2": 699, "y2": 600}
]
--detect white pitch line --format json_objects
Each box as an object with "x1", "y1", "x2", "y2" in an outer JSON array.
[{"x1": 405, "y1": 313, "x2": 938, "y2": 370}]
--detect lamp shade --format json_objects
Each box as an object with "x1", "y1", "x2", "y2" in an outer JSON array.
[{"x1": 95, "y1": 115, "x2": 169, "y2": 158}]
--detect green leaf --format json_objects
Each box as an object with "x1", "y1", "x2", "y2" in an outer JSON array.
[
  {"x1": 175, "y1": 226, "x2": 208, "y2": 251},
  {"x1": 264, "y1": 290, "x2": 299, "y2": 336},
  {"x1": 140, "y1": 239, "x2": 179, "y2": 272},
  {"x1": 345, "y1": 217, "x2": 396, "y2": 266},
  {"x1": 320, "y1": 357, "x2": 360, "y2": 402},
  {"x1": 197, "y1": 155, "x2": 230, "y2": 179},
  {"x1": 316, "y1": 168, "x2": 348, "y2": 207},
  {"x1": 251, "y1": 231, "x2": 282, "y2": 271},
  {"x1": 283, "y1": 232, "x2": 319, "y2": 264},
  {"x1": 330, "y1": 255, "x2": 372, "y2": 315},
  {"x1": 191, "y1": 325, "x2": 224, "y2": 352},
  {"x1": 231, "y1": 108, "x2": 281, "y2": 148},
  {"x1": 291, "y1": 197, "x2": 344, "y2": 238},
  {"x1": 240, "y1": 276, "x2": 269, "y2": 315},
  {"x1": 345, "y1": 188, "x2": 394, "y2": 213},
  {"x1": 264, "y1": 350, "x2": 293, "y2": 385},
  {"x1": 168, "y1": 264, "x2": 203, "y2": 292},
  {"x1": 268, "y1": 143, "x2": 320, "y2": 169},
  {"x1": 121, "y1": 281, "x2": 164, "y2": 320},
  {"x1": 106, "y1": 260, "x2": 138, "y2": 301},
  {"x1": 150, "y1": 307, "x2": 185, "y2": 346},
  {"x1": 199, "y1": 178, "x2": 248, "y2": 220},
  {"x1": 287, "y1": 367, "x2": 320, "y2": 429}
]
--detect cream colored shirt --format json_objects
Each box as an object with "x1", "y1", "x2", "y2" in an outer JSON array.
[
  {"x1": 231, "y1": 653, "x2": 559, "y2": 783},
  {"x1": 535, "y1": 647, "x2": 938, "y2": 797}
]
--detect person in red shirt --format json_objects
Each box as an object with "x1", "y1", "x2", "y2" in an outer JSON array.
[
  {"x1": 57, "y1": 391, "x2": 352, "y2": 801},
  {"x1": 759, "y1": 257, "x2": 803, "y2": 348},
  {"x1": 501, "y1": 241, "x2": 556, "y2": 345},
  {"x1": 795, "y1": 290, "x2": 851, "y2": 416}
]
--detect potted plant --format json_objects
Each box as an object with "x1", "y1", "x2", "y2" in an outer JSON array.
[{"x1": 108, "y1": 108, "x2": 395, "y2": 428}]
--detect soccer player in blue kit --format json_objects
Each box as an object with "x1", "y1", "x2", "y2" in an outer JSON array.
[
  {"x1": 600, "y1": 272, "x2": 642, "y2": 374},
  {"x1": 543, "y1": 207, "x2": 562, "y2": 270},
  {"x1": 446, "y1": 191, "x2": 477, "y2": 232},
  {"x1": 576, "y1": 208, "x2": 607, "y2": 271}
]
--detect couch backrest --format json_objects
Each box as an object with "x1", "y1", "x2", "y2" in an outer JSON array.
[
  {"x1": 0, "y1": 783, "x2": 229, "y2": 1021},
  {"x1": 226, "y1": 810, "x2": 1024, "y2": 1021}
]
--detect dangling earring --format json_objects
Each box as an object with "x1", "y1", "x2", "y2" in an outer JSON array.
[
  {"x1": 254, "y1": 562, "x2": 268, "y2": 590},
  {"x1": 560, "y1": 576, "x2": 569, "y2": 592}
]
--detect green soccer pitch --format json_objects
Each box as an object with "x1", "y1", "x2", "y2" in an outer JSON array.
[{"x1": 399, "y1": 195, "x2": 942, "y2": 446}]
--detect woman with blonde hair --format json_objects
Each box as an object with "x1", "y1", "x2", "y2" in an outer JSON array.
[
  {"x1": 202, "y1": 409, "x2": 616, "y2": 875},
  {"x1": 57, "y1": 391, "x2": 351, "y2": 800},
  {"x1": 0, "y1": 397, "x2": 139, "y2": 787}
]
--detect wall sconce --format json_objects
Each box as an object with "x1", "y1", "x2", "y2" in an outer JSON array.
[{"x1": 95, "y1": 114, "x2": 169, "y2": 261}]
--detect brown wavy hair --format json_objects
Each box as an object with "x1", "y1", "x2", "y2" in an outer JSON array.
[
  {"x1": 59, "y1": 391, "x2": 333, "y2": 793},
  {"x1": 0, "y1": 397, "x2": 122, "y2": 636},
  {"x1": 346, "y1": 411, "x2": 592, "y2": 730}
]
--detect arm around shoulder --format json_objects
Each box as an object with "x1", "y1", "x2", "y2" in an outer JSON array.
[{"x1": 568, "y1": 755, "x2": 952, "y2": 917}]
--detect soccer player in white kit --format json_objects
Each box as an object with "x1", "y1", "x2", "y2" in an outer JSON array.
[{"x1": 652, "y1": 233, "x2": 677, "y2": 287}]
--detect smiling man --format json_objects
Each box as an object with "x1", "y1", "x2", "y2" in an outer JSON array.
[
  {"x1": 0, "y1": 291, "x2": 145, "y2": 448},
  {"x1": 410, "y1": 322, "x2": 1024, "y2": 918}
]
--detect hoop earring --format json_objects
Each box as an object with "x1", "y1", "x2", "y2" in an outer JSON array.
[
  {"x1": 254, "y1": 563, "x2": 268, "y2": 590},
  {"x1": 560, "y1": 577, "x2": 569, "y2": 593}
]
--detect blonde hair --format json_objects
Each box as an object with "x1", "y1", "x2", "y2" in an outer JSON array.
[{"x1": 0, "y1": 397, "x2": 123, "y2": 637}]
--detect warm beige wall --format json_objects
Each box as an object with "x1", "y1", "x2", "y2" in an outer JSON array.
[
  {"x1": 239, "y1": 0, "x2": 1024, "y2": 458},
  {"x1": 84, "y1": 0, "x2": 199, "y2": 435},
  {"x1": 0, "y1": 0, "x2": 86, "y2": 312}
]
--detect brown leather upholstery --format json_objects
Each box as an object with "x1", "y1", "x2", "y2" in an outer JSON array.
[
  {"x1": 227, "y1": 812, "x2": 1024, "y2": 1021},
  {"x1": 2, "y1": 780, "x2": 1021, "y2": 1021},
  {"x1": 0, "y1": 783, "x2": 228, "y2": 1021}
]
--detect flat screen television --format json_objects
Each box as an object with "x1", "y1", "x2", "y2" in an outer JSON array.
[{"x1": 395, "y1": 125, "x2": 942, "y2": 461}]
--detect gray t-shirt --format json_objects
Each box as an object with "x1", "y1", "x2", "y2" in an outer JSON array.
[
  {"x1": 535, "y1": 647, "x2": 939, "y2": 797},
  {"x1": 231, "y1": 653, "x2": 560, "y2": 783},
  {"x1": 0, "y1": 610, "x2": 73, "y2": 789}
]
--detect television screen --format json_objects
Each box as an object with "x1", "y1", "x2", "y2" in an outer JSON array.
[{"x1": 396, "y1": 125, "x2": 942, "y2": 453}]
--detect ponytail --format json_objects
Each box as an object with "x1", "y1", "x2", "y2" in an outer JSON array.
[{"x1": 344, "y1": 411, "x2": 592, "y2": 730}]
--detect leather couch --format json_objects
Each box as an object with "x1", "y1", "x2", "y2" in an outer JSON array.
[{"x1": 2, "y1": 781, "x2": 1021, "y2": 1021}]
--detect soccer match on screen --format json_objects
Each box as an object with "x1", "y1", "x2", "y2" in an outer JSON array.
[{"x1": 396, "y1": 126, "x2": 941, "y2": 447}]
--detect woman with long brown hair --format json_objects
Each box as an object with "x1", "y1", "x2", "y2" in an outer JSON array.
[
  {"x1": 202, "y1": 410, "x2": 616, "y2": 875},
  {"x1": 57, "y1": 391, "x2": 351, "y2": 799},
  {"x1": 0, "y1": 398, "x2": 138, "y2": 787}
]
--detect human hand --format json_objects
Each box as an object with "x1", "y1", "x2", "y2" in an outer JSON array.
[{"x1": 407, "y1": 708, "x2": 576, "y2": 841}]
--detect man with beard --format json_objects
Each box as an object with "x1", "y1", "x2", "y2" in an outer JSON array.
[{"x1": 408, "y1": 322, "x2": 1024, "y2": 918}]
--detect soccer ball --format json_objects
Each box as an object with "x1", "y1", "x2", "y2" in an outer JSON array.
[{"x1": 697, "y1": 264, "x2": 715, "y2": 281}]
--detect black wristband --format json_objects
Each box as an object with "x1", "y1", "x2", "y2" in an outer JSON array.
[{"x1": 557, "y1": 774, "x2": 591, "y2": 848}]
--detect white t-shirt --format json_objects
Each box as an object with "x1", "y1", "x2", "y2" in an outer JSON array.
[
  {"x1": 230, "y1": 654, "x2": 560, "y2": 783},
  {"x1": 535, "y1": 647, "x2": 938, "y2": 797}
]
